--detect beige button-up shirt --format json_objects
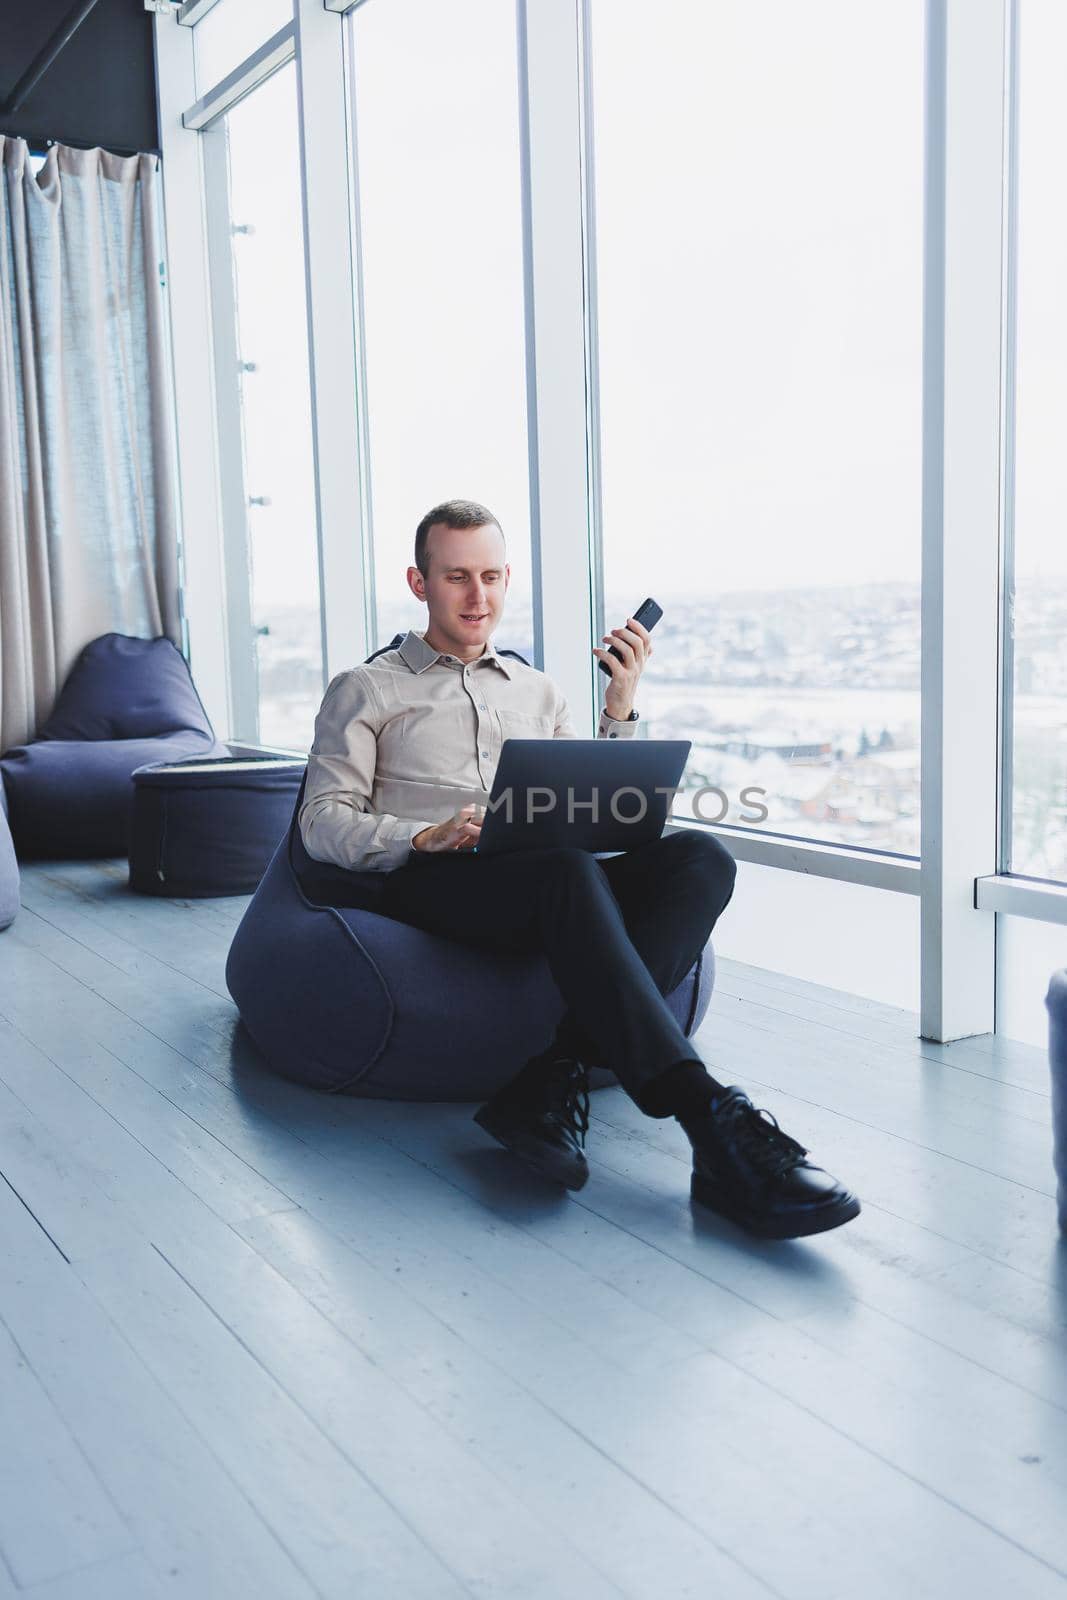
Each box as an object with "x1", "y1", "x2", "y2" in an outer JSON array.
[{"x1": 299, "y1": 628, "x2": 639, "y2": 872}]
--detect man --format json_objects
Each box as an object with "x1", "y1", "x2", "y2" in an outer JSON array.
[{"x1": 300, "y1": 499, "x2": 859, "y2": 1240}]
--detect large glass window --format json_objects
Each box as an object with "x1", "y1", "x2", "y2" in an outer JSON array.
[
  {"x1": 1006, "y1": 0, "x2": 1067, "y2": 883},
  {"x1": 349, "y1": 0, "x2": 533, "y2": 662},
  {"x1": 224, "y1": 61, "x2": 323, "y2": 748},
  {"x1": 590, "y1": 0, "x2": 923, "y2": 852}
]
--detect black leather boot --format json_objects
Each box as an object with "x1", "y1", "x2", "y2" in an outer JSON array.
[
  {"x1": 685, "y1": 1087, "x2": 860, "y2": 1239},
  {"x1": 474, "y1": 1056, "x2": 590, "y2": 1190}
]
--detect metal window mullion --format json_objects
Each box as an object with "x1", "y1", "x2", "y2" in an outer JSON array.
[
  {"x1": 294, "y1": 0, "x2": 371, "y2": 681},
  {"x1": 518, "y1": 0, "x2": 597, "y2": 725},
  {"x1": 202, "y1": 123, "x2": 260, "y2": 741},
  {"x1": 342, "y1": 12, "x2": 377, "y2": 654},
  {"x1": 669, "y1": 823, "x2": 921, "y2": 896},
  {"x1": 998, "y1": 0, "x2": 1021, "y2": 876},
  {"x1": 578, "y1": 0, "x2": 606, "y2": 683},
  {"x1": 920, "y1": 0, "x2": 1007, "y2": 1042},
  {"x1": 183, "y1": 23, "x2": 296, "y2": 130},
  {"x1": 976, "y1": 873, "x2": 1067, "y2": 926},
  {"x1": 152, "y1": 10, "x2": 231, "y2": 735}
]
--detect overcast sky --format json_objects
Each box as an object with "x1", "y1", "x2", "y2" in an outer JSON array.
[{"x1": 218, "y1": 0, "x2": 1067, "y2": 620}]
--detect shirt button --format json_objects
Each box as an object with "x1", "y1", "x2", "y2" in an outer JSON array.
[
  {"x1": 609, "y1": 731, "x2": 617, "y2": 738},
  {"x1": 481, "y1": 750, "x2": 489, "y2": 758}
]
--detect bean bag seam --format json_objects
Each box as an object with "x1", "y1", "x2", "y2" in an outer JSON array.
[
  {"x1": 684, "y1": 947, "x2": 703, "y2": 1036},
  {"x1": 157, "y1": 794, "x2": 169, "y2": 885},
  {"x1": 283, "y1": 824, "x2": 395, "y2": 1091},
  {"x1": 135, "y1": 778, "x2": 301, "y2": 794}
]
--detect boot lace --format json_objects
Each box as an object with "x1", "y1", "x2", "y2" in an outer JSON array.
[
  {"x1": 719, "y1": 1094, "x2": 807, "y2": 1178},
  {"x1": 545, "y1": 1061, "x2": 591, "y2": 1149}
]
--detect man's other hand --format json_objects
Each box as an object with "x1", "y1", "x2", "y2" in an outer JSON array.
[
  {"x1": 593, "y1": 613, "x2": 654, "y2": 721},
  {"x1": 412, "y1": 803, "x2": 484, "y2": 853}
]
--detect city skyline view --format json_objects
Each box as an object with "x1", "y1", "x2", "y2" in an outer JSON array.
[{"x1": 250, "y1": 570, "x2": 1067, "y2": 883}]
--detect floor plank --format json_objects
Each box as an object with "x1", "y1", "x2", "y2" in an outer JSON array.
[
  {"x1": 19, "y1": 1553, "x2": 169, "y2": 1600},
  {"x1": 0, "y1": 1315, "x2": 134, "y2": 1589},
  {"x1": 341, "y1": 1098, "x2": 1067, "y2": 1597},
  {"x1": 20, "y1": 868, "x2": 234, "y2": 999},
  {"x1": 713, "y1": 961, "x2": 1050, "y2": 1088},
  {"x1": 696, "y1": 1000, "x2": 1056, "y2": 1189},
  {"x1": 236, "y1": 1206, "x2": 772, "y2": 1600},
  {"x1": 0, "y1": 1186, "x2": 314, "y2": 1600}
]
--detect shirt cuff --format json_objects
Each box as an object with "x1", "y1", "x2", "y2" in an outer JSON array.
[
  {"x1": 598, "y1": 708, "x2": 640, "y2": 740},
  {"x1": 377, "y1": 816, "x2": 429, "y2": 869}
]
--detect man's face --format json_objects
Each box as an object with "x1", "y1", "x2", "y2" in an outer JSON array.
[{"x1": 407, "y1": 521, "x2": 510, "y2": 653}]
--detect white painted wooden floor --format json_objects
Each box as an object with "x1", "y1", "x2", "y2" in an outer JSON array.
[{"x1": 1, "y1": 858, "x2": 1065, "y2": 1600}]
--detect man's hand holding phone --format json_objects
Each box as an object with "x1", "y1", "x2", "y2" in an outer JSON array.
[
  {"x1": 593, "y1": 602, "x2": 658, "y2": 722},
  {"x1": 412, "y1": 803, "x2": 485, "y2": 854}
]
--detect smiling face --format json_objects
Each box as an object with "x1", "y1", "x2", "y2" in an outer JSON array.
[{"x1": 407, "y1": 520, "x2": 510, "y2": 661}]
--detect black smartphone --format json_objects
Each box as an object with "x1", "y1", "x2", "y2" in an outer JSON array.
[{"x1": 598, "y1": 597, "x2": 663, "y2": 674}]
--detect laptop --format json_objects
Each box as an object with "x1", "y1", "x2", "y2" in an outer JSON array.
[{"x1": 476, "y1": 738, "x2": 692, "y2": 856}]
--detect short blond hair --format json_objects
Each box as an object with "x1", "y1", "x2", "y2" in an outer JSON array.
[{"x1": 414, "y1": 499, "x2": 503, "y2": 576}]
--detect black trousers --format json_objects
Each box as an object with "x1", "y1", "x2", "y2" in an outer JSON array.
[{"x1": 379, "y1": 830, "x2": 737, "y2": 1115}]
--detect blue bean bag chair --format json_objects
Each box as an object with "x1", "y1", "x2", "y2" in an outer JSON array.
[
  {"x1": 226, "y1": 775, "x2": 715, "y2": 1100},
  {"x1": 1046, "y1": 970, "x2": 1067, "y2": 1234},
  {"x1": 0, "y1": 785, "x2": 18, "y2": 930},
  {"x1": 0, "y1": 633, "x2": 224, "y2": 859}
]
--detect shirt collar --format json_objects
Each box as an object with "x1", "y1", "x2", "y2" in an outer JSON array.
[{"x1": 398, "y1": 629, "x2": 513, "y2": 680}]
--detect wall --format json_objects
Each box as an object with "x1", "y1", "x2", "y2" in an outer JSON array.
[
  {"x1": 715, "y1": 859, "x2": 921, "y2": 1016},
  {"x1": 0, "y1": 0, "x2": 158, "y2": 156},
  {"x1": 997, "y1": 914, "x2": 1066, "y2": 1050}
]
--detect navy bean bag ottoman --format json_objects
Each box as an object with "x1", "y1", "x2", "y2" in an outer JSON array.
[
  {"x1": 129, "y1": 754, "x2": 306, "y2": 897},
  {"x1": 225, "y1": 782, "x2": 715, "y2": 1102},
  {"x1": 0, "y1": 633, "x2": 224, "y2": 859},
  {"x1": 0, "y1": 786, "x2": 18, "y2": 931},
  {"x1": 1046, "y1": 970, "x2": 1067, "y2": 1234}
]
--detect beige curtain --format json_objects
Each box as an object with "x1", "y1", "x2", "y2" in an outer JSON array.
[{"x1": 0, "y1": 138, "x2": 180, "y2": 751}]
